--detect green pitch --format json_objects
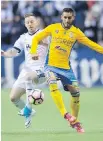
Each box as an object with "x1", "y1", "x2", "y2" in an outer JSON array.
[{"x1": 1, "y1": 87, "x2": 103, "y2": 141}]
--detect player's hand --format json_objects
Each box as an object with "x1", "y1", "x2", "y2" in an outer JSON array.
[
  {"x1": 1, "y1": 50, "x2": 5, "y2": 56},
  {"x1": 31, "y1": 54, "x2": 39, "y2": 60}
]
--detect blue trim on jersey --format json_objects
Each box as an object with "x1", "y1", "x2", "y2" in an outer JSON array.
[
  {"x1": 36, "y1": 69, "x2": 45, "y2": 78},
  {"x1": 44, "y1": 65, "x2": 77, "y2": 85},
  {"x1": 45, "y1": 43, "x2": 51, "y2": 66},
  {"x1": 28, "y1": 29, "x2": 40, "y2": 36},
  {"x1": 68, "y1": 40, "x2": 77, "y2": 66},
  {"x1": 45, "y1": 52, "x2": 49, "y2": 66}
]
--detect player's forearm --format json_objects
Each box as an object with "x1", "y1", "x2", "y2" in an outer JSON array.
[
  {"x1": 80, "y1": 38, "x2": 103, "y2": 54},
  {"x1": 2, "y1": 49, "x2": 18, "y2": 57},
  {"x1": 30, "y1": 34, "x2": 47, "y2": 54},
  {"x1": 30, "y1": 36, "x2": 39, "y2": 54}
]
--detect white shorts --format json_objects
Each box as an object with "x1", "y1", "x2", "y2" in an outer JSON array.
[{"x1": 13, "y1": 66, "x2": 46, "y2": 89}]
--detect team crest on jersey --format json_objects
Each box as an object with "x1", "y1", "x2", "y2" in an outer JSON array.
[
  {"x1": 26, "y1": 44, "x2": 31, "y2": 50},
  {"x1": 69, "y1": 32, "x2": 74, "y2": 38},
  {"x1": 55, "y1": 30, "x2": 59, "y2": 33}
]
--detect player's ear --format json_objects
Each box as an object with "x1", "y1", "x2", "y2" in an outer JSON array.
[
  {"x1": 36, "y1": 17, "x2": 41, "y2": 28},
  {"x1": 24, "y1": 20, "x2": 26, "y2": 27},
  {"x1": 72, "y1": 15, "x2": 75, "y2": 21},
  {"x1": 72, "y1": 12, "x2": 76, "y2": 20},
  {"x1": 61, "y1": 14, "x2": 63, "y2": 21},
  {"x1": 36, "y1": 18, "x2": 39, "y2": 25}
]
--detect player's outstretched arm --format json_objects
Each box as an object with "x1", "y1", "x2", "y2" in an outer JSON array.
[
  {"x1": 1, "y1": 48, "x2": 19, "y2": 58},
  {"x1": 30, "y1": 25, "x2": 52, "y2": 55},
  {"x1": 77, "y1": 28, "x2": 103, "y2": 54},
  {"x1": 31, "y1": 40, "x2": 48, "y2": 60}
]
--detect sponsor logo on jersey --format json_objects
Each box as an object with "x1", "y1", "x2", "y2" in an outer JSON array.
[
  {"x1": 26, "y1": 44, "x2": 31, "y2": 50},
  {"x1": 55, "y1": 46, "x2": 67, "y2": 52},
  {"x1": 52, "y1": 37, "x2": 74, "y2": 46}
]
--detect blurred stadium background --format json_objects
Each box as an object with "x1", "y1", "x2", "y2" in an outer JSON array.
[
  {"x1": 1, "y1": 0, "x2": 103, "y2": 88},
  {"x1": 1, "y1": 1, "x2": 103, "y2": 141}
]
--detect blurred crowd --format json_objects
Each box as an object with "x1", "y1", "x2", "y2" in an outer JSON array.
[{"x1": 1, "y1": 0, "x2": 103, "y2": 45}]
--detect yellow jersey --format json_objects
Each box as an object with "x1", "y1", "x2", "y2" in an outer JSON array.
[{"x1": 30, "y1": 23, "x2": 103, "y2": 69}]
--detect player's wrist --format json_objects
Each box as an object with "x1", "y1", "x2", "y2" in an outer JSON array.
[
  {"x1": 31, "y1": 53, "x2": 39, "y2": 60},
  {"x1": 1, "y1": 50, "x2": 5, "y2": 56},
  {"x1": 32, "y1": 56, "x2": 39, "y2": 60}
]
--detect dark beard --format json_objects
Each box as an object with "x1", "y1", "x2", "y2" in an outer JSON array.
[{"x1": 61, "y1": 22, "x2": 72, "y2": 29}]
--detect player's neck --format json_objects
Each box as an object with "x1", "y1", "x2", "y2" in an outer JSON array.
[{"x1": 28, "y1": 29, "x2": 39, "y2": 35}]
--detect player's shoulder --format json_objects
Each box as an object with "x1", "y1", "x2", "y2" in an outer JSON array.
[
  {"x1": 20, "y1": 32, "x2": 28, "y2": 38},
  {"x1": 14, "y1": 32, "x2": 28, "y2": 43},
  {"x1": 71, "y1": 25, "x2": 81, "y2": 33},
  {"x1": 71, "y1": 25, "x2": 78, "y2": 30},
  {"x1": 17, "y1": 32, "x2": 29, "y2": 41}
]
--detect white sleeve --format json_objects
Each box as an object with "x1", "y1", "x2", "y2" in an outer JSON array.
[{"x1": 13, "y1": 35, "x2": 24, "y2": 53}]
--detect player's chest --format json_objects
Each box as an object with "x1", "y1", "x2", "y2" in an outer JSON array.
[
  {"x1": 52, "y1": 29, "x2": 77, "y2": 42},
  {"x1": 23, "y1": 36, "x2": 33, "y2": 50}
]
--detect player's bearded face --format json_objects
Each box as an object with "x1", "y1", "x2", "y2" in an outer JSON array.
[
  {"x1": 25, "y1": 16, "x2": 38, "y2": 33},
  {"x1": 61, "y1": 12, "x2": 75, "y2": 29}
]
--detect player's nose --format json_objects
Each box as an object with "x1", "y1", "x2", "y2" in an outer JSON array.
[
  {"x1": 66, "y1": 19, "x2": 69, "y2": 23},
  {"x1": 28, "y1": 22, "x2": 32, "y2": 26}
]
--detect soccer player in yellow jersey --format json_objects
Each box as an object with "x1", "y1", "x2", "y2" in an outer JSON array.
[{"x1": 30, "y1": 8, "x2": 103, "y2": 133}]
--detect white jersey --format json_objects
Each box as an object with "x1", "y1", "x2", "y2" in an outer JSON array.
[{"x1": 14, "y1": 30, "x2": 48, "y2": 69}]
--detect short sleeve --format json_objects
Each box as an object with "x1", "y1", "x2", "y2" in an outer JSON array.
[{"x1": 13, "y1": 35, "x2": 24, "y2": 53}]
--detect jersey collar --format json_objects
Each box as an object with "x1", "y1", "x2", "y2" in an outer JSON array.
[{"x1": 28, "y1": 29, "x2": 39, "y2": 36}]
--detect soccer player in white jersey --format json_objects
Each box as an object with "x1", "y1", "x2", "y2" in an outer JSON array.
[{"x1": 1, "y1": 13, "x2": 48, "y2": 128}]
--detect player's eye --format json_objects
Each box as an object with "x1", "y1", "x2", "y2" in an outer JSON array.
[
  {"x1": 68, "y1": 17, "x2": 72, "y2": 19},
  {"x1": 64, "y1": 16, "x2": 72, "y2": 19},
  {"x1": 64, "y1": 16, "x2": 67, "y2": 19},
  {"x1": 26, "y1": 22, "x2": 29, "y2": 24}
]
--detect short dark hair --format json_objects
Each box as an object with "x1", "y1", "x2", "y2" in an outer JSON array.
[
  {"x1": 24, "y1": 13, "x2": 36, "y2": 19},
  {"x1": 62, "y1": 8, "x2": 76, "y2": 16}
]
